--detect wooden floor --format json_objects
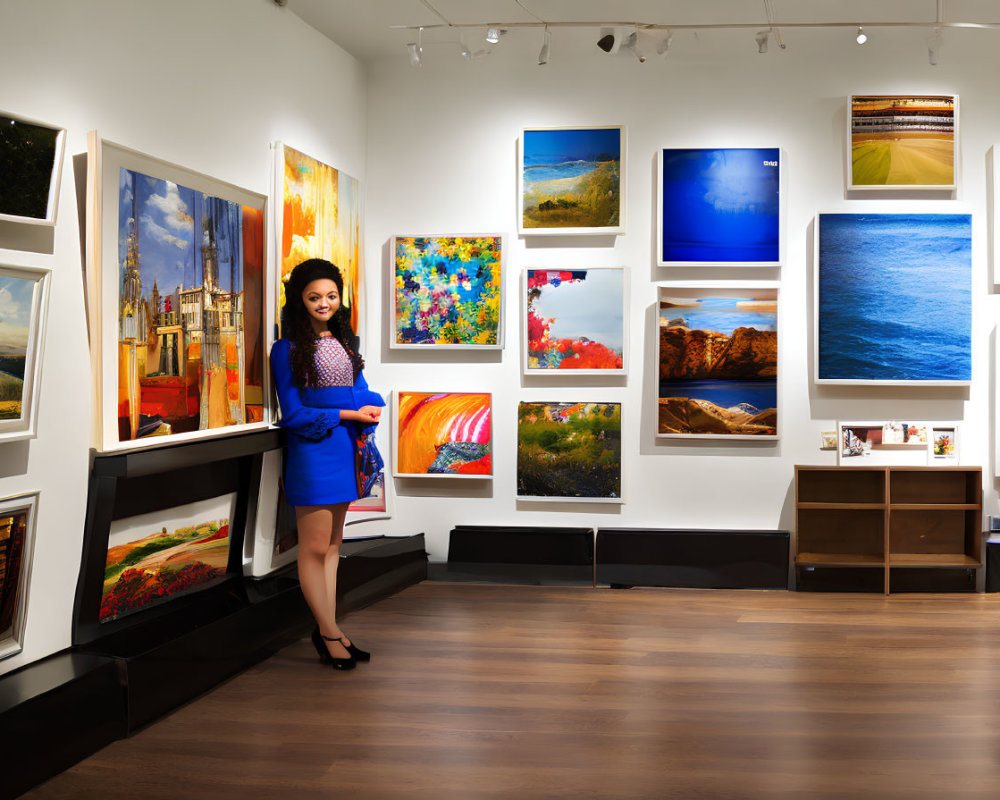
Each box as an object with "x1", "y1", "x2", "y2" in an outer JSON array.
[{"x1": 25, "y1": 583, "x2": 1000, "y2": 799}]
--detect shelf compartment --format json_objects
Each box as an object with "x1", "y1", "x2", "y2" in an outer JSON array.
[
  {"x1": 796, "y1": 467, "x2": 885, "y2": 505},
  {"x1": 889, "y1": 468, "x2": 981, "y2": 505},
  {"x1": 888, "y1": 509, "x2": 980, "y2": 562},
  {"x1": 797, "y1": 508, "x2": 885, "y2": 560},
  {"x1": 798, "y1": 502, "x2": 885, "y2": 510},
  {"x1": 889, "y1": 553, "x2": 981, "y2": 567},
  {"x1": 890, "y1": 503, "x2": 979, "y2": 511},
  {"x1": 797, "y1": 552, "x2": 884, "y2": 567}
]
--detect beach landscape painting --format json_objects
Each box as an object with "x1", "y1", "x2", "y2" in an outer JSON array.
[
  {"x1": 392, "y1": 235, "x2": 503, "y2": 348},
  {"x1": 517, "y1": 402, "x2": 622, "y2": 502},
  {"x1": 519, "y1": 126, "x2": 624, "y2": 235},
  {"x1": 524, "y1": 268, "x2": 626, "y2": 375},
  {"x1": 849, "y1": 95, "x2": 957, "y2": 190},
  {"x1": 0, "y1": 265, "x2": 48, "y2": 443},
  {"x1": 395, "y1": 391, "x2": 492, "y2": 478},
  {"x1": 658, "y1": 286, "x2": 778, "y2": 439},
  {"x1": 816, "y1": 213, "x2": 971, "y2": 385},
  {"x1": 658, "y1": 148, "x2": 780, "y2": 266},
  {"x1": 100, "y1": 494, "x2": 235, "y2": 623}
]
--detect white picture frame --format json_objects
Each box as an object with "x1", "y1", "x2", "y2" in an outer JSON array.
[
  {"x1": 0, "y1": 264, "x2": 50, "y2": 444},
  {"x1": 837, "y1": 420, "x2": 933, "y2": 467},
  {"x1": 0, "y1": 111, "x2": 66, "y2": 228},
  {"x1": 0, "y1": 491, "x2": 39, "y2": 661},
  {"x1": 522, "y1": 266, "x2": 628, "y2": 377},
  {"x1": 392, "y1": 390, "x2": 493, "y2": 479}
]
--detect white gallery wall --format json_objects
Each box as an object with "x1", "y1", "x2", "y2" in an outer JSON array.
[
  {"x1": 0, "y1": 0, "x2": 367, "y2": 676},
  {"x1": 361, "y1": 25, "x2": 1000, "y2": 557}
]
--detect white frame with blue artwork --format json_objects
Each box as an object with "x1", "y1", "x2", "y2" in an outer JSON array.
[
  {"x1": 0, "y1": 264, "x2": 50, "y2": 444},
  {"x1": 656, "y1": 146, "x2": 782, "y2": 268}
]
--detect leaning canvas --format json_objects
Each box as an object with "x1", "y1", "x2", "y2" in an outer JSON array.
[
  {"x1": 848, "y1": 95, "x2": 957, "y2": 190},
  {"x1": 524, "y1": 267, "x2": 626, "y2": 375},
  {"x1": 657, "y1": 286, "x2": 778, "y2": 439},
  {"x1": 0, "y1": 111, "x2": 66, "y2": 227},
  {"x1": 517, "y1": 402, "x2": 622, "y2": 502},
  {"x1": 0, "y1": 492, "x2": 38, "y2": 661},
  {"x1": 392, "y1": 235, "x2": 503, "y2": 348},
  {"x1": 519, "y1": 126, "x2": 624, "y2": 235},
  {"x1": 0, "y1": 265, "x2": 50, "y2": 443},
  {"x1": 658, "y1": 147, "x2": 780, "y2": 266},
  {"x1": 86, "y1": 134, "x2": 268, "y2": 451},
  {"x1": 394, "y1": 391, "x2": 492, "y2": 478},
  {"x1": 815, "y1": 213, "x2": 971, "y2": 385}
]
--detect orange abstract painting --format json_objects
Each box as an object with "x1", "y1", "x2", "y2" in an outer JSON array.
[{"x1": 395, "y1": 392, "x2": 492, "y2": 476}]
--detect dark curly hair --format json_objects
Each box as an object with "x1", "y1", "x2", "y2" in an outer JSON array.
[{"x1": 280, "y1": 258, "x2": 363, "y2": 388}]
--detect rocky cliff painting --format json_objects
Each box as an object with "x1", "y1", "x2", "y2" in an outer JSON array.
[{"x1": 658, "y1": 288, "x2": 778, "y2": 438}]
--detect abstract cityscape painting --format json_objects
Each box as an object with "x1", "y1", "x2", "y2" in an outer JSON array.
[
  {"x1": 849, "y1": 95, "x2": 957, "y2": 190},
  {"x1": 277, "y1": 143, "x2": 362, "y2": 332},
  {"x1": 524, "y1": 268, "x2": 626, "y2": 375},
  {"x1": 519, "y1": 126, "x2": 624, "y2": 235},
  {"x1": 816, "y1": 213, "x2": 971, "y2": 384},
  {"x1": 0, "y1": 265, "x2": 49, "y2": 443},
  {"x1": 100, "y1": 493, "x2": 235, "y2": 623},
  {"x1": 0, "y1": 111, "x2": 65, "y2": 226},
  {"x1": 517, "y1": 402, "x2": 622, "y2": 502},
  {"x1": 87, "y1": 136, "x2": 268, "y2": 451},
  {"x1": 658, "y1": 148, "x2": 780, "y2": 265},
  {"x1": 392, "y1": 235, "x2": 503, "y2": 348},
  {"x1": 394, "y1": 391, "x2": 492, "y2": 478},
  {"x1": 0, "y1": 492, "x2": 37, "y2": 661},
  {"x1": 658, "y1": 286, "x2": 778, "y2": 438}
]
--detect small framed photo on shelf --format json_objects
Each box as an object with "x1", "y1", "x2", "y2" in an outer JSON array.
[{"x1": 838, "y1": 421, "x2": 958, "y2": 466}]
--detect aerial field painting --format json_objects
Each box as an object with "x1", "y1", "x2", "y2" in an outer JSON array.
[
  {"x1": 520, "y1": 126, "x2": 624, "y2": 235},
  {"x1": 849, "y1": 95, "x2": 956, "y2": 189},
  {"x1": 395, "y1": 391, "x2": 492, "y2": 477}
]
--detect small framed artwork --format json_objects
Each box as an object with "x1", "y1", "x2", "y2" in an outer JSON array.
[
  {"x1": 517, "y1": 402, "x2": 622, "y2": 502},
  {"x1": 657, "y1": 284, "x2": 778, "y2": 439},
  {"x1": 657, "y1": 147, "x2": 780, "y2": 266},
  {"x1": 820, "y1": 431, "x2": 838, "y2": 450},
  {"x1": 391, "y1": 235, "x2": 503, "y2": 349},
  {"x1": 0, "y1": 491, "x2": 39, "y2": 661},
  {"x1": 847, "y1": 95, "x2": 958, "y2": 191},
  {"x1": 346, "y1": 416, "x2": 392, "y2": 526},
  {"x1": 86, "y1": 134, "x2": 269, "y2": 452},
  {"x1": 0, "y1": 264, "x2": 50, "y2": 444},
  {"x1": 0, "y1": 112, "x2": 66, "y2": 227},
  {"x1": 838, "y1": 421, "x2": 931, "y2": 467},
  {"x1": 931, "y1": 426, "x2": 959, "y2": 462},
  {"x1": 815, "y1": 213, "x2": 971, "y2": 386},
  {"x1": 394, "y1": 391, "x2": 492, "y2": 478},
  {"x1": 518, "y1": 126, "x2": 625, "y2": 236},
  {"x1": 523, "y1": 267, "x2": 627, "y2": 376},
  {"x1": 246, "y1": 450, "x2": 297, "y2": 578}
]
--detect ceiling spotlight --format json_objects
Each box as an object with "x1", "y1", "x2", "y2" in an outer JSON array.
[
  {"x1": 624, "y1": 30, "x2": 646, "y2": 63},
  {"x1": 755, "y1": 30, "x2": 769, "y2": 54},
  {"x1": 927, "y1": 27, "x2": 943, "y2": 65},
  {"x1": 597, "y1": 27, "x2": 620, "y2": 54},
  {"x1": 486, "y1": 26, "x2": 500, "y2": 44},
  {"x1": 656, "y1": 30, "x2": 673, "y2": 55},
  {"x1": 856, "y1": 26, "x2": 867, "y2": 44},
  {"x1": 406, "y1": 42, "x2": 422, "y2": 67},
  {"x1": 538, "y1": 27, "x2": 550, "y2": 65}
]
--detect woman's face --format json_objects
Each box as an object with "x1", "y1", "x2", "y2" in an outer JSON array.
[{"x1": 302, "y1": 278, "x2": 340, "y2": 324}]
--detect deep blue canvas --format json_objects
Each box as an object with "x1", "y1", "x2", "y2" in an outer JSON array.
[
  {"x1": 659, "y1": 148, "x2": 780, "y2": 263},
  {"x1": 817, "y1": 213, "x2": 971, "y2": 383}
]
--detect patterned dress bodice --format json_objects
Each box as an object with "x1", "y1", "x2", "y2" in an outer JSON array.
[{"x1": 313, "y1": 334, "x2": 354, "y2": 388}]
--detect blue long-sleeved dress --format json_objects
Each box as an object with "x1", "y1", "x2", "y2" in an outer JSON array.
[{"x1": 270, "y1": 335, "x2": 385, "y2": 506}]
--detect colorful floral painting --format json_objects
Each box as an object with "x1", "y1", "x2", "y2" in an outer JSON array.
[
  {"x1": 279, "y1": 144, "x2": 362, "y2": 332},
  {"x1": 525, "y1": 268, "x2": 625, "y2": 373},
  {"x1": 517, "y1": 402, "x2": 621, "y2": 501},
  {"x1": 393, "y1": 236, "x2": 502, "y2": 347},
  {"x1": 395, "y1": 392, "x2": 492, "y2": 477},
  {"x1": 100, "y1": 494, "x2": 234, "y2": 623}
]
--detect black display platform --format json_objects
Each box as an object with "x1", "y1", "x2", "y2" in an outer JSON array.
[
  {"x1": 596, "y1": 528, "x2": 790, "y2": 590},
  {"x1": 430, "y1": 525, "x2": 594, "y2": 585},
  {"x1": 986, "y1": 540, "x2": 1000, "y2": 592}
]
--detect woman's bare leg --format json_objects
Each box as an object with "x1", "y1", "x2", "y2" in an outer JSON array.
[
  {"x1": 295, "y1": 504, "x2": 350, "y2": 659},
  {"x1": 322, "y1": 503, "x2": 353, "y2": 647}
]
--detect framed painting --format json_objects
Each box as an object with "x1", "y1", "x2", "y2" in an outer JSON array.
[
  {"x1": 100, "y1": 493, "x2": 236, "y2": 623},
  {"x1": 275, "y1": 142, "x2": 362, "y2": 335},
  {"x1": 394, "y1": 391, "x2": 492, "y2": 478},
  {"x1": 931, "y1": 425, "x2": 959, "y2": 462},
  {"x1": 517, "y1": 402, "x2": 622, "y2": 503},
  {"x1": 848, "y1": 95, "x2": 958, "y2": 191},
  {"x1": 518, "y1": 126, "x2": 625, "y2": 236},
  {"x1": 815, "y1": 213, "x2": 971, "y2": 385},
  {"x1": 657, "y1": 147, "x2": 780, "y2": 266},
  {"x1": 391, "y1": 235, "x2": 503, "y2": 349},
  {"x1": 85, "y1": 134, "x2": 268, "y2": 452},
  {"x1": 0, "y1": 264, "x2": 50, "y2": 443},
  {"x1": 247, "y1": 450, "x2": 297, "y2": 578},
  {"x1": 657, "y1": 285, "x2": 778, "y2": 439},
  {"x1": 523, "y1": 267, "x2": 627, "y2": 376},
  {"x1": 837, "y1": 421, "x2": 932, "y2": 467},
  {"x1": 0, "y1": 111, "x2": 66, "y2": 227},
  {"x1": 0, "y1": 491, "x2": 38, "y2": 661},
  {"x1": 346, "y1": 416, "x2": 392, "y2": 525}
]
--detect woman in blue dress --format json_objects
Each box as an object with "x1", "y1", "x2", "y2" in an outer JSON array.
[{"x1": 270, "y1": 259, "x2": 384, "y2": 670}]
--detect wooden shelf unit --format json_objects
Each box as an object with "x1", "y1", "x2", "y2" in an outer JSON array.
[{"x1": 795, "y1": 466, "x2": 983, "y2": 593}]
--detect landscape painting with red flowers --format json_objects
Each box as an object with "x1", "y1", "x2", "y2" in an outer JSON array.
[
  {"x1": 523, "y1": 267, "x2": 626, "y2": 375},
  {"x1": 100, "y1": 494, "x2": 235, "y2": 623}
]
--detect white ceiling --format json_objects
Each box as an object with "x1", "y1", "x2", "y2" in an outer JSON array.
[{"x1": 286, "y1": 0, "x2": 1000, "y2": 64}]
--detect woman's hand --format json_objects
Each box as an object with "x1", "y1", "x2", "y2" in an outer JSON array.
[{"x1": 343, "y1": 406, "x2": 382, "y2": 424}]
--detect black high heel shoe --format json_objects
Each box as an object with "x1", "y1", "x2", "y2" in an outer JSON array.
[
  {"x1": 310, "y1": 626, "x2": 356, "y2": 670},
  {"x1": 341, "y1": 636, "x2": 371, "y2": 662}
]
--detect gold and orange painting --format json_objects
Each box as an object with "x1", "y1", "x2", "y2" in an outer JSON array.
[{"x1": 394, "y1": 391, "x2": 492, "y2": 477}]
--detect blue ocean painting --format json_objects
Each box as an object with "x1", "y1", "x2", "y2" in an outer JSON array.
[
  {"x1": 522, "y1": 128, "x2": 621, "y2": 191},
  {"x1": 660, "y1": 148, "x2": 779, "y2": 263},
  {"x1": 659, "y1": 379, "x2": 776, "y2": 412},
  {"x1": 817, "y1": 213, "x2": 971, "y2": 382}
]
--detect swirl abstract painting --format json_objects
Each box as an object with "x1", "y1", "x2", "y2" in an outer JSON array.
[
  {"x1": 393, "y1": 235, "x2": 503, "y2": 348},
  {"x1": 395, "y1": 391, "x2": 492, "y2": 477}
]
